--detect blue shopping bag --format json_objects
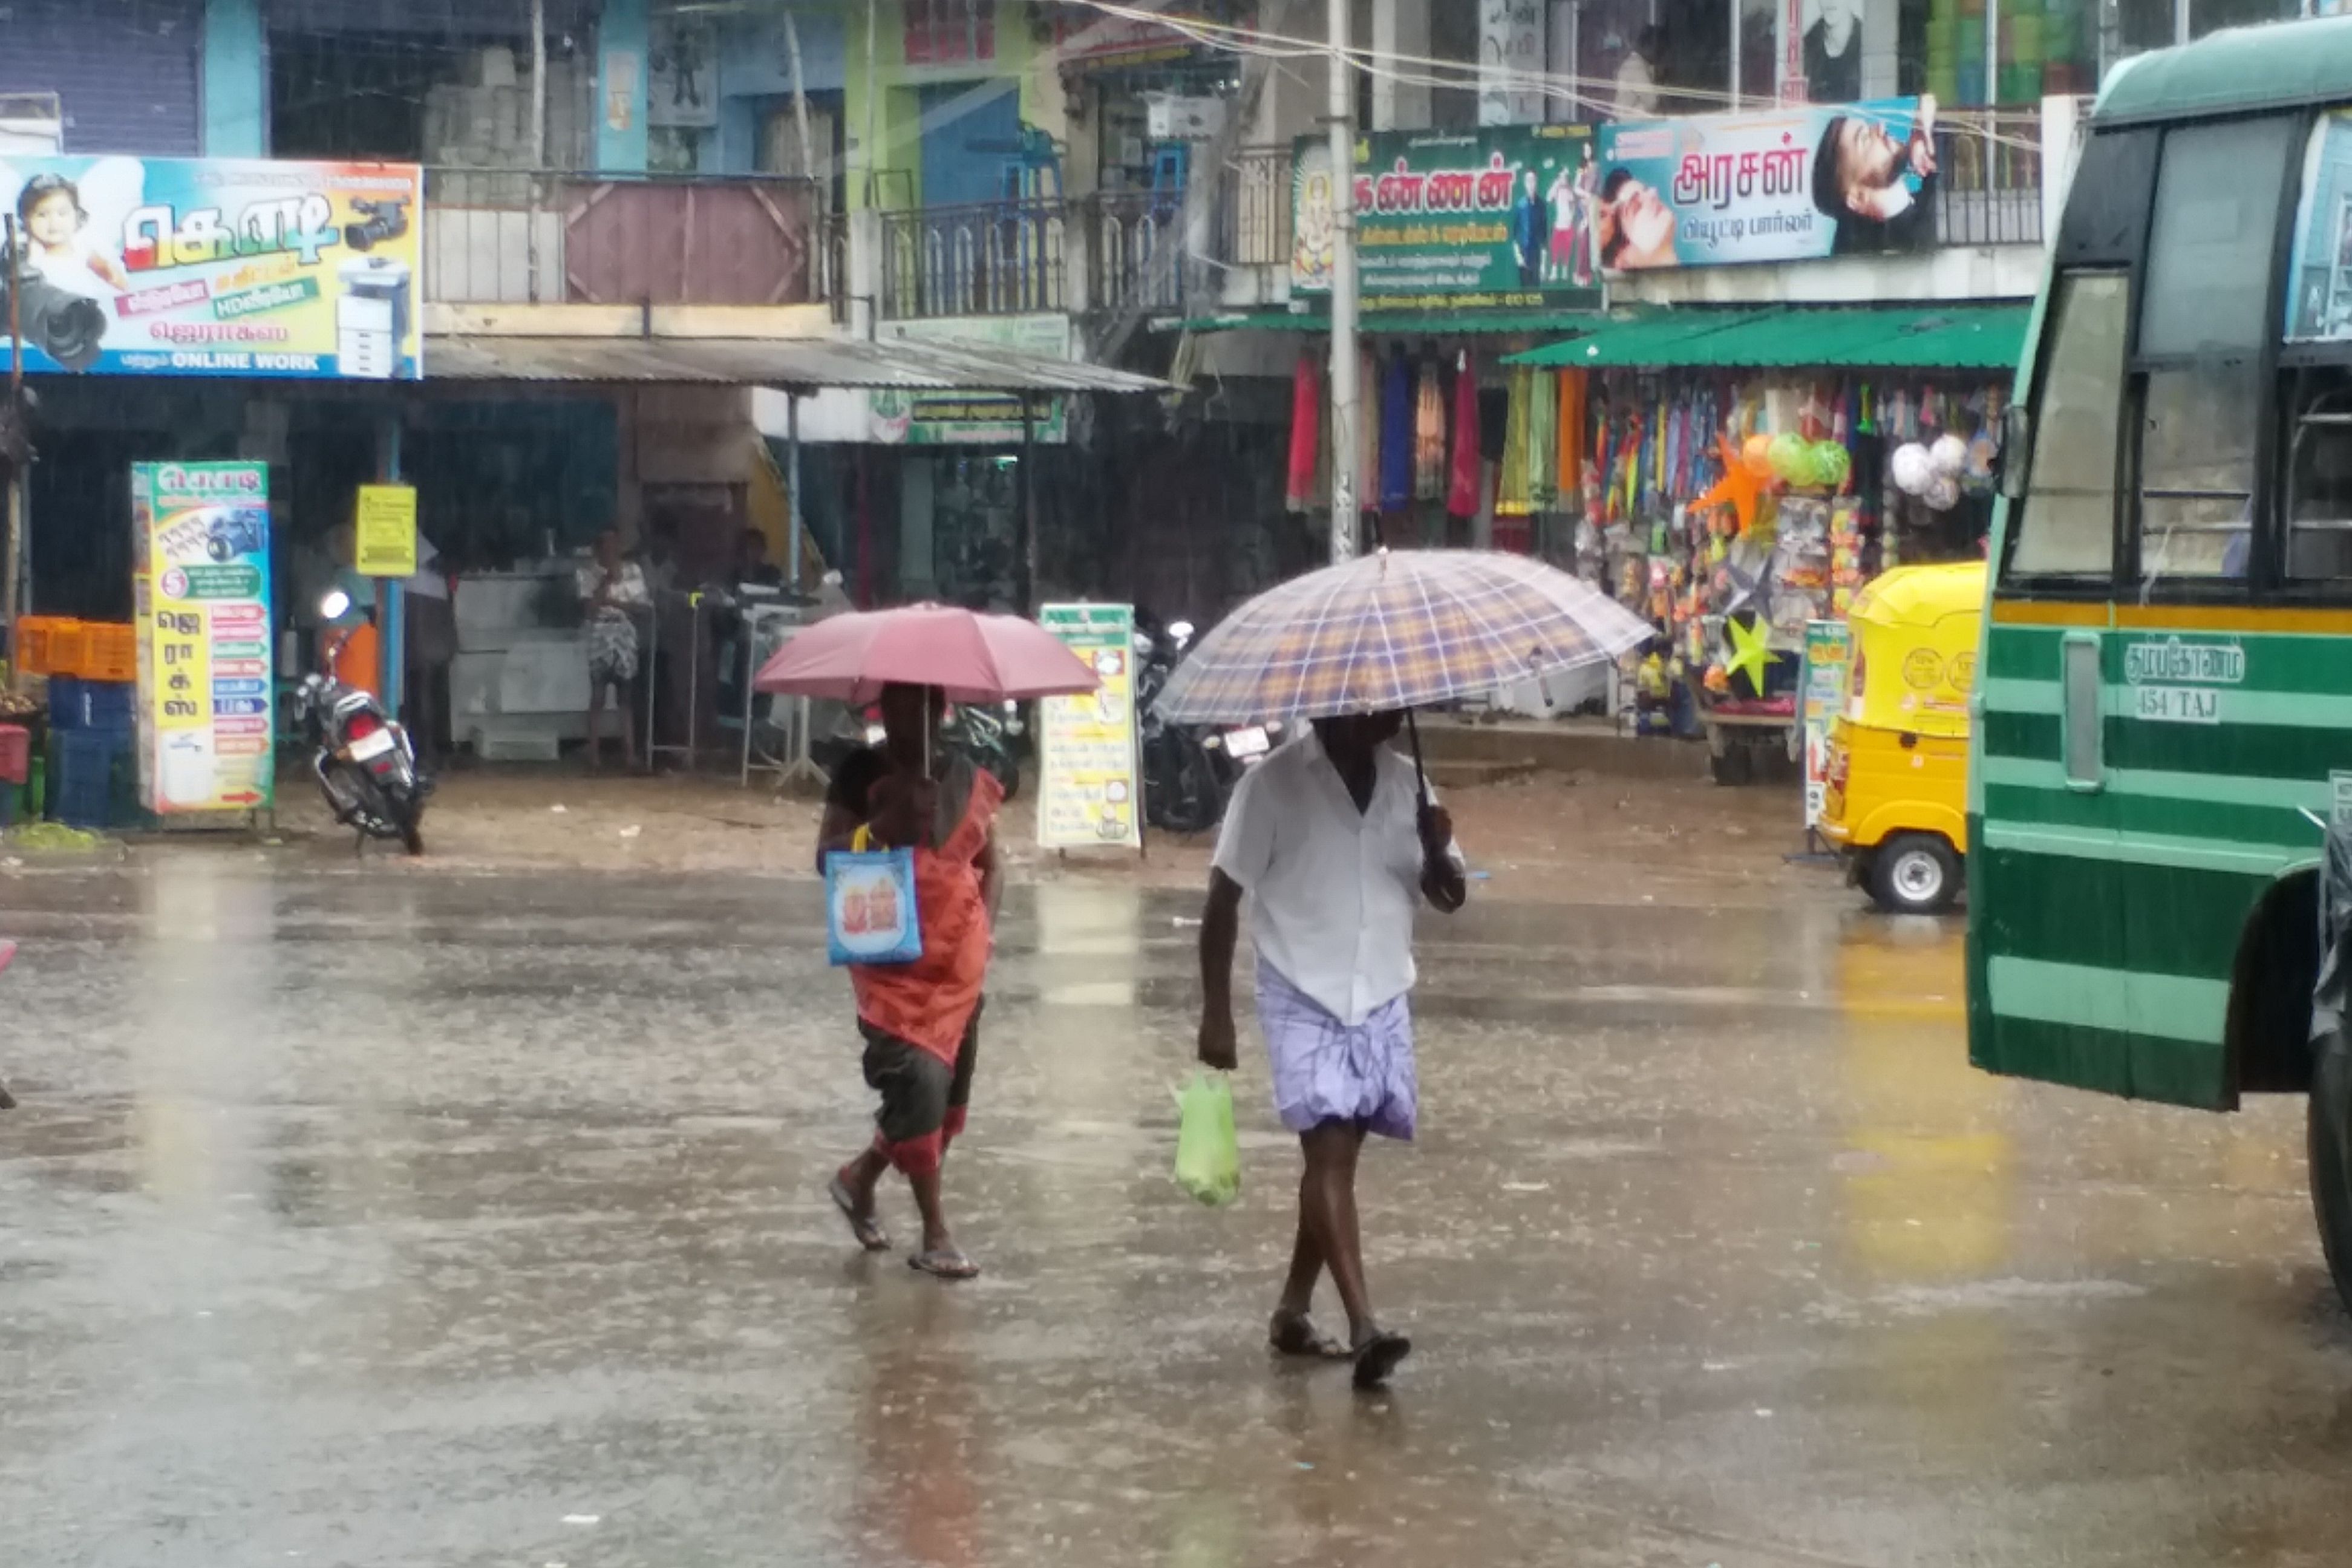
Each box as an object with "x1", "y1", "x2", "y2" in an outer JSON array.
[{"x1": 825, "y1": 826, "x2": 923, "y2": 966}]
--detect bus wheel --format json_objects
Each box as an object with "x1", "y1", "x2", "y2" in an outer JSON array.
[
  {"x1": 2308, "y1": 1028, "x2": 2352, "y2": 1314},
  {"x1": 1871, "y1": 833, "x2": 1960, "y2": 915}
]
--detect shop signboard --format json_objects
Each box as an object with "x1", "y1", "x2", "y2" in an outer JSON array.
[
  {"x1": 1593, "y1": 98, "x2": 1935, "y2": 271},
  {"x1": 1292, "y1": 124, "x2": 1603, "y2": 310},
  {"x1": 1798, "y1": 618, "x2": 1854, "y2": 830},
  {"x1": 0, "y1": 155, "x2": 422, "y2": 378},
  {"x1": 869, "y1": 315, "x2": 1071, "y2": 445},
  {"x1": 131, "y1": 461, "x2": 274, "y2": 816},
  {"x1": 1037, "y1": 603, "x2": 1143, "y2": 851}
]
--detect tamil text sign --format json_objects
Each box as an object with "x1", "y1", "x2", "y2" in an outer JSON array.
[
  {"x1": 1293, "y1": 124, "x2": 1602, "y2": 310},
  {"x1": 1037, "y1": 604, "x2": 1142, "y2": 851},
  {"x1": 1, "y1": 156, "x2": 421, "y2": 377},
  {"x1": 1594, "y1": 98, "x2": 1935, "y2": 270},
  {"x1": 132, "y1": 462, "x2": 275, "y2": 815}
]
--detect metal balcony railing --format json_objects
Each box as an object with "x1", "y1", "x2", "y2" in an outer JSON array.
[
  {"x1": 1935, "y1": 109, "x2": 2045, "y2": 249},
  {"x1": 1084, "y1": 191, "x2": 1183, "y2": 316},
  {"x1": 1217, "y1": 146, "x2": 1295, "y2": 272},
  {"x1": 878, "y1": 200, "x2": 1065, "y2": 319},
  {"x1": 424, "y1": 169, "x2": 833, "y2": 307}
]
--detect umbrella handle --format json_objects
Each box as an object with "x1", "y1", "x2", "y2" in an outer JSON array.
[{"x1": 1405, "y1": 708, "x2": 1429, "y2": 812}]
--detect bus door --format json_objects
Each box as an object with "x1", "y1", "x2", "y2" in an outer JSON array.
[{"x1": 1973, "y1": 129, "x2": 2148, "y2": 1102}]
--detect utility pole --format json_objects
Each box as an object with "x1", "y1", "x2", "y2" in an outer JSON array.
[{"x1": 1326, "y1": 0, "x2": 1359, "y2": 563}]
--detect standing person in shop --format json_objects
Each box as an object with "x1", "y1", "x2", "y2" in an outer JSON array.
[
  {"x1": 1612, "y1": 26, "x2": 1664, "y2": 117},
  {"x1": 818, "y1": 681, "x2": 1004, "y2": 1281},
  {"x1": 1194, "y1": 710, "x2": 1466, "y2": 1390},
  {"x1": 576, "y1": 527, "x2": 648, "y2": 773},
  {"x1": 403, "y1": 535, "x2": 457, "y2": 766}
]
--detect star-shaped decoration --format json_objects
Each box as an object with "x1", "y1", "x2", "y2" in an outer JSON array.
[
  {"x1": 1691, "y1": 436, "x2": 1768, "y2": 535},
  {"x1": 1722, "y1": 612, "x2": 1777, "y2": 699}
]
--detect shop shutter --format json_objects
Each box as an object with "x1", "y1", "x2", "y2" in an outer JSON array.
[{"x1": 0, "y1": 0, "x2": 202, "y2": 155}]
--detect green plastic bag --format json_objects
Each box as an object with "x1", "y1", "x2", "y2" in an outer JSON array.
[{"x1": 1173, "y1": 1072, "x2": 1241, "y2": 1207}]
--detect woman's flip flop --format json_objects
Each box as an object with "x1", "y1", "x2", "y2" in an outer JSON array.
[
  {"x1": 828, "y1": 1174, "x2": 890, "y2": 1252},
  {"x1": 1351, "y1": 1330, "x2": 1413, "y2": 1390},
  {"x1": 907, "y1": 1247, "x2": 980, "y2": 1280},
  {"x1": 1269, "y1": 1310, "x2": 1353, "y2": 1361}
]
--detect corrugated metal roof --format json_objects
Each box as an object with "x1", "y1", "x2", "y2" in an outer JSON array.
[
  {"x1": 423, "y1": 334, "x2": 1169, "y2": 394},
  {"x1": 1505, "y1": 305, "x2": 2028, "y2": 371},
  {"x1": 2094, "y1": 16, "x2": 2352, "y2": 124}
]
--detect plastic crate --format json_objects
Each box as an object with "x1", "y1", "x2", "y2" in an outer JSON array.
[
  {"x1": 76, "y1": 622, "x2": 137, "y2": 682},
  {"x1": 16, "y1": 616, "x2": 81, "y2": 678},
  {"x1": 48, "y1": 728, "x2": 129, "y2": 829},
  {"x1": 0, "y1": 781, "x2": 19, "y2": 829},
  {"x1": 0, "y1": 725, "x2": 25, "y2": 786},
  {"x1": 48, "y1": 676, "x2": 135, "y2": 733}
]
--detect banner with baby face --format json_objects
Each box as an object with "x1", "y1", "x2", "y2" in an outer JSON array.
[
  {"x1": 0, "y1": 156, "x2": 422, "y2": 378},
  {"x1": 1593, "y1": 97, "x2": 1937, "y2": 272}
]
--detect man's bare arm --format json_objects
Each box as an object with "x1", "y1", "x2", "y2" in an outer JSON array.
[{"x1": 1197, "y1": 870, "x2": 1244, "y2": 1070}]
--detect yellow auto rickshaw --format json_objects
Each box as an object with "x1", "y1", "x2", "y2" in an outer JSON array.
[{"x1": 1817, "y1": 561, "x2": 1982, "y2": 915}]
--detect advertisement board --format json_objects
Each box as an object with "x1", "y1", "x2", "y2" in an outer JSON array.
[
  {"x1": 869, "y1": 316, "x2": 1071, "y2": 445},
  {"x1": 1798, "y1": 619, "x2": 1854, "y2": 831},
  {"x1": 1037, "y1": 603, "x2": 1143, "y2": 851},
  {"x1": 1293, "y1": 124, "x2": 1602, "y2": 310},
  {"x1": 132, "y1": 462, "x2": 275, "y2": 815},
  {"x1": 1593, "y1": 98, "x2": 1935, "y2": 270},
  {"x1": 1, "y1": 156, "x2": 422, "y2": 377}
]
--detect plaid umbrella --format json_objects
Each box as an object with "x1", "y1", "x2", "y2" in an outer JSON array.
[{"x1": 1155, "y1": 548, "x2": 1653, "y2": 725}]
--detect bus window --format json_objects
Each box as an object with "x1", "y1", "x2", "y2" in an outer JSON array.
[
  {"x1": 2137, "y1": 361, "x2": 2257, "y2": 581},
  {"x1": 2005, "y1": 272, "x2": 2129, "y2": 580},
  {"x1": 2282, "y1": 367, "x2": 2352, "y2": 581}
]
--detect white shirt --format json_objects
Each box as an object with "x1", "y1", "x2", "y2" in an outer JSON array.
[
  {"x1": 1612, "y1": 54, "x2": 1659, "y2": 117},
  {"x1": 1211, "y1": 730, "x2": 1460, "y2": 1026}
]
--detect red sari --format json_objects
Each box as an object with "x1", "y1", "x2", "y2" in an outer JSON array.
[{"x1": 850, "y1": 764, "x2": 1003, "y2": 1062}]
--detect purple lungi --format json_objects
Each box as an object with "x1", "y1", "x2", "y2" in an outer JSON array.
[{"x1": 1255, "y1": 958, "x2": 1417, "y2": 1141}]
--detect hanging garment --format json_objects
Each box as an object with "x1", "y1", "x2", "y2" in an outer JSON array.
[
  {"x1": 1447, "y1": 350, "x2": 1481, "y2": 519},
  {"x1": 1414, "y1": 359, "x2": 1446, "y2": 501},
  {"x1": 1526, "y1": 364, "x2": 1558, "y2": 514},
  {"x1": 1285, "y1": 351, "x2": 1320, "y2": 513},
  {"x1": 1380, "y1": 348, "x2": 1414, "y2": 512},
  {"x1": 1556, "y1": 370, "x2": 1586, "y2": 500},
  {"x1": 1495, "y1": 367, "x2": 1532, "y2": 518},
  {"x1": 1359, "y1": 347, "x2": 1381, "y2": 512}
]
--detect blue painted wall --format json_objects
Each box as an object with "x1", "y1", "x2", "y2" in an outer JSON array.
[
  {"x1": 203, "y1": 0, "x2": 268, "y2": 155},
  {"x1": 595, "y1": 0, "x2": 650, "y2": 172},
  {"x1": 711, "y1": 7, "x2": 848, "y2": 174}
]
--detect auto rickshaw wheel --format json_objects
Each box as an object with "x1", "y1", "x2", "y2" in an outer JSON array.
[
  {"x1": 2308, "y1": 1028, "x2": 2352, "y2": 1315},
  {"x1": 1870, "y1": 832, "x2": 1960, "y2": 915}
]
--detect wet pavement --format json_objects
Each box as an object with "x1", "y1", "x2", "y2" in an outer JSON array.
[{"x1": 3, "y1": 857, "x2": 2350, "y2": 1567}]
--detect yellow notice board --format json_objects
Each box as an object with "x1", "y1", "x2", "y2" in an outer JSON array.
[
  {"x1": 1037, "y1": 603, "x2": 1143, "y2": 849},
  {"x1": 354, "y1": 484, "x2": 418, "y2": 577}
]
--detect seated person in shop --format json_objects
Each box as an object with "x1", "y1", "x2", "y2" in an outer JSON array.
[
  {"x1": 1812, "y1": 98, "x2": 1939, "y2": 255},
  {"x1": 730, "y1": 528, "x2": 785, "y2": 593}
]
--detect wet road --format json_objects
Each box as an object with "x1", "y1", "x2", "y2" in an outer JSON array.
[{"x1": 3, "y1": 858, "x2": 2349, "y2": 1567}]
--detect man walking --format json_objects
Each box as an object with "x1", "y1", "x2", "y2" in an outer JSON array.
[{"x1": 1195, "y1": 711, "x2": 1466, "y2": 1388}]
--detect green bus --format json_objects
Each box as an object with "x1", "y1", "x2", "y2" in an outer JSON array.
[{"x1": 1971, "y1": 16, "x2": 2352, "y2": 1308}]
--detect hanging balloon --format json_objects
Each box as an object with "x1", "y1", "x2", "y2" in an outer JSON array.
[
  {"x1": 1742, "y1": 433, "x2": 1774, "y2": 478},
  {"x1": 1930, "y1": 433, "x2": 1968, "y2": 477},
  {"x1": 1814, "y1": 440, "x2": 1852, "y2": 490},
  {"x1": 1890, "y1": 442, "x2": 1933, "y2": 497},
  {"x1": 1925, "y1": 475, "x2": 1962, "y2": 511},
  {"x1": 1768, "y1": 432, "x2": 1808, "y2": 484}
]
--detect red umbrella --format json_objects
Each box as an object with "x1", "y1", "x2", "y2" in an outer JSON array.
[
  {"x1": 751, "y1": 604, "x2": 1100, "y2": 705},
  {"x1": 1446, "y1": 348, "x2": 1482, "y2": 519}
]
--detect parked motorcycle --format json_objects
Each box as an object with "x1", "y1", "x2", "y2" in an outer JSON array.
[
  {"x1": 1134, "y1": 615, "x2": 1229, "y2": 835},
  {"x1": 301, "y1": 590, "x2": 430, "y2": 855}
]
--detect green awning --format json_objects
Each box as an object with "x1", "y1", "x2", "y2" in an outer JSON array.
[
  {"x1": 1160, "y1": 309, "x2": 1599, "y2": 337},
  {"x1": 1504, "y1": 304, "x2": 2030, "y2": 372}
]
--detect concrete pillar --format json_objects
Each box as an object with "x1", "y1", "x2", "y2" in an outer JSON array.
[
  {"x1": 203, "y1": 0, "x2": 267, "y2": 157},
  {"x1": 1371, "y1": 0, "x2": 1431, "y2": 130},
  {"x1": 596, "y1": 0, "x2": 650, "y2": 173}
]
